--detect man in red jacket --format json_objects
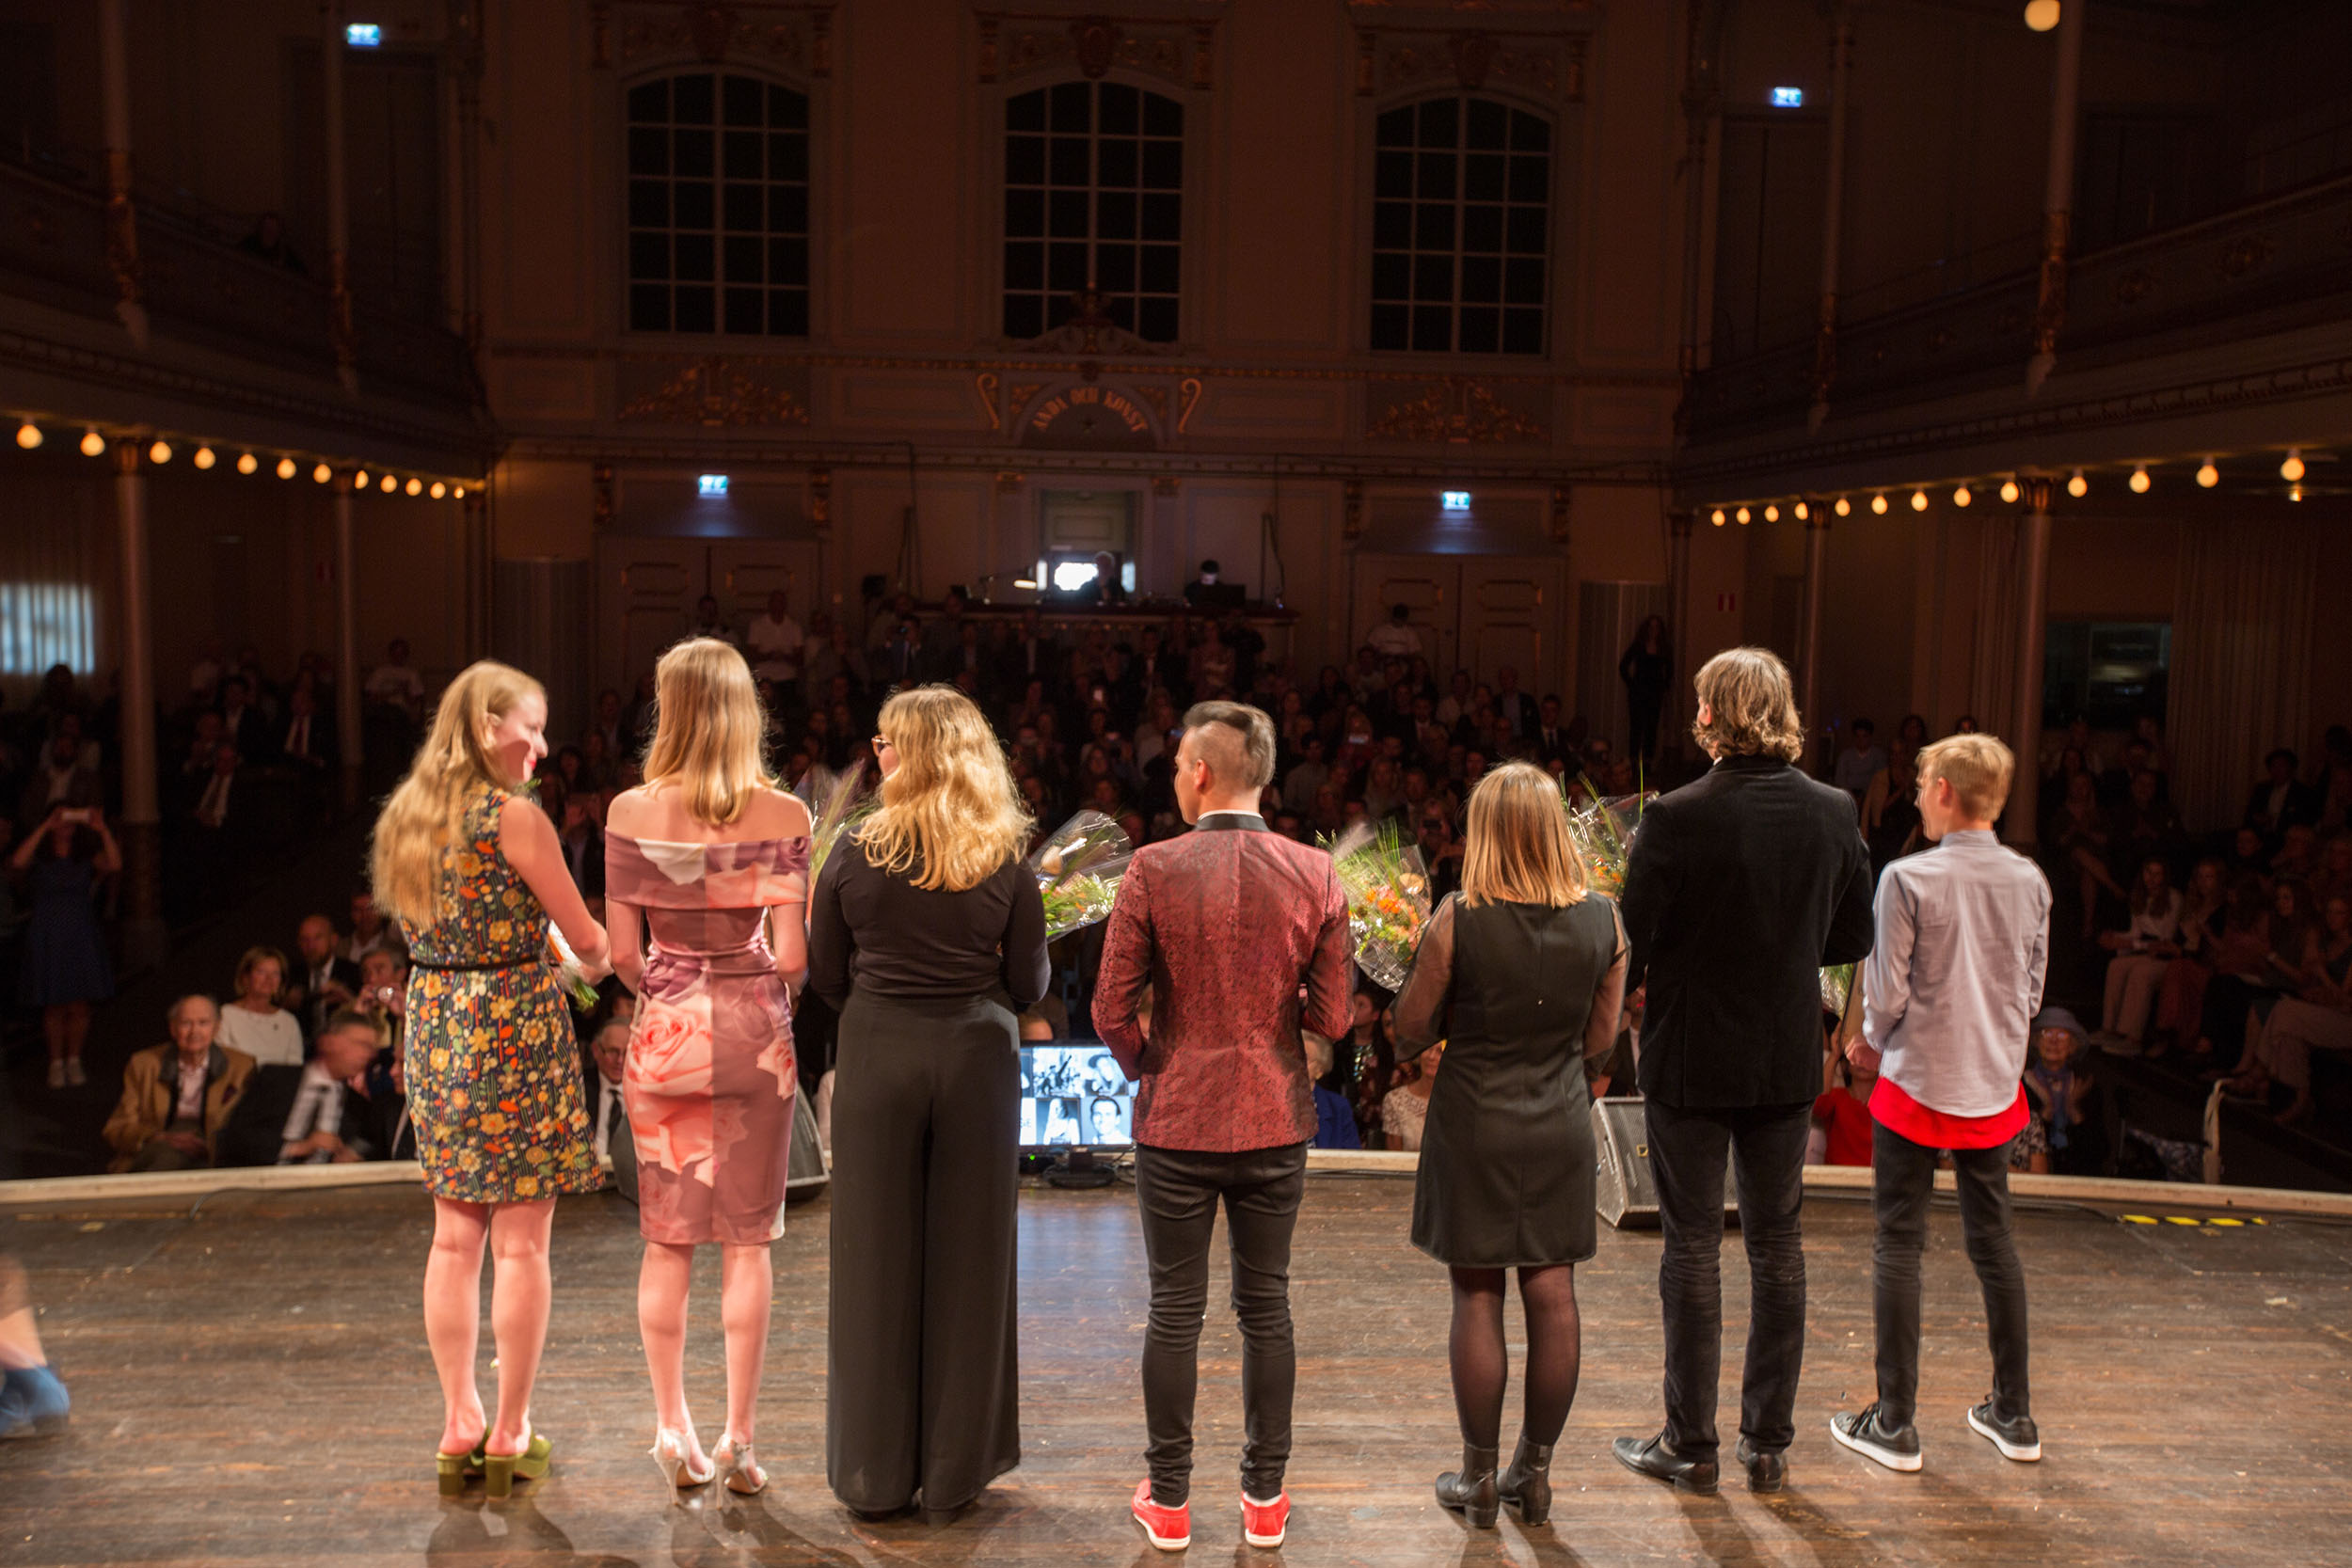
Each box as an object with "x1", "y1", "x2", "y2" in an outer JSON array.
[{"x1": 1094, "y1": 701, "x2": 1354, "y2": 1554}]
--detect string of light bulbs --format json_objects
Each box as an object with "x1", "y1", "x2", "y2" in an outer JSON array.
[
  {"x1": 10, "y1": 416, "x2": 475, "y2": 501},
  {"x1": 1704, "y1": 449, "x2": 2320, "y2": 525}
]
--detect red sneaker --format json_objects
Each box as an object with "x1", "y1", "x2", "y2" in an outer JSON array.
[
  {"x1": 1131, "y1": 1479, "x2": 1191, "y2": 1551},
  {"x1": 1240, "y1": 1489, "x2": 1291, "y2": 1548}
]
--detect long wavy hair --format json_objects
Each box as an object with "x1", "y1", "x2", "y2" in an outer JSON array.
[
  {"x1": 1690, "y1": 646, "x2": 1804, "y2": 762},
  {"x1": 639, "y1": 638, "x2": 776, "y2": 825},
  {"x1": 370, "y1": 659, "x2": 543, "y2": 930},
  {"x1": 855, "y1": 685, "x2": 1032, "y2": 892},
  {"x1": 1459, "y1": 762, "x2": 1590, "y2": 909}
]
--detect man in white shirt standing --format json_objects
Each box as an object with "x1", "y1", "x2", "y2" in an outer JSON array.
[
  {"x1": 745, "y1": 588, "x2": 806, "y2": 709},
  {"x1": 1366, "y1": 604, "x2": 1422, "y2": 660}
]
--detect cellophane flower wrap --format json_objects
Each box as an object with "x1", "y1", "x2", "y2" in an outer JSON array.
[
  {"x1": 1564, "y1": 784, "x2": 1648, "y2": 900},
  {"x1": 1031, "y1": 811, "x2": 1134, "y2": 942},
  {"x1": 1325, "y1": 819, "x2": 1432, "y2": 990},
  {"x1": 806, "y1": 768, "x2": 875, "y2": 887},
  {"x1": 546, "y1": 922, "x2": 602, "y2": 1011}
]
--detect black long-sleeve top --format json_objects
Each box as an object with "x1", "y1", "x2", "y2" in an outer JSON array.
[{"x1": 807, "y1": 843, "x2": 1051, "y2": 1010}]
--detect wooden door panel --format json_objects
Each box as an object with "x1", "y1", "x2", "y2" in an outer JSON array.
[
  {"x1": 1350, "y1": 553, "x2": 1458, "y2": 675},
  {"x1": 597, "y1": 541, "x2": 698, "y2": 700},
  {"x1": 1456, "y1": 559, "x2": 1560, "y2": 694}
]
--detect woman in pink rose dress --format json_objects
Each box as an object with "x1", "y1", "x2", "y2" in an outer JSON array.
[{"x1": 605, "y1": 638, "x2": 813, "y2": 1500}]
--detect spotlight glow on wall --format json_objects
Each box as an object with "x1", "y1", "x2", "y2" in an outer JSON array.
[
  {"x1": 148, "y1": 440, "x2": 172, "y2": 465},
  {"x1": 1763, "y1": 503, "x2": 1780, "y2": 523},
  {"x1": 277, "y1": 456, "x2": 297, "y2": 480},
  {"x1": 2196, "y1": 459, "x2": 2218, "y2": 488},
  {"x1": 1953, "y1": 484, "x2": 1973, "y2": 507},
  {"x1": 312, "y1": 463, "x2": 332, "y2": 484},
  {"x1": 1870, "y1": 493, "x2": 1889, "y2": 515},
  {"x1": 2128, "y1": 466, "x2": 2151, "y2": 493},
  {"x1": 236, "y1": 451, "x2": 258, "y2": 474},
  {"x1": 193, "y1": 446, "x2": 216, "y2": 470},
  {"x1": 2280, "y1": 449, "x2": 2306, "y2": 482},
  {"x1": 15, "y1": 420, "x2": 40, "y2": 450},
  {"x1": 430, "y1": 481, "x2": 448, "y2": 499},
  {"x1": 2067, "y1": 469, "x2": 2089, "y2": 499},
  {"x1": 1834, "y1": 496, "x2": 1851, "y2": 516},
  {"x1": 80, "y1": 430, "x2": 104, "y2": 457},
  {"x1": 1999, "y1": 478, "x2": 2021, "y2": 504}
]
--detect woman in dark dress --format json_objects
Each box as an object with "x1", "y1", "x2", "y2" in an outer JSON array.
[
  {"x1": 1617, "y1": 616, "x2": 1673, "y2": 762},
  {"x1": 808, "y1": 685, "x2": 1050, "y2": 1521},
  {"x1": 1391, "y1": 762, "x2": 1629, "y2": 1529},
  {"x1": 10, "y1": 805, "x2": 119, "y2": 1088}
]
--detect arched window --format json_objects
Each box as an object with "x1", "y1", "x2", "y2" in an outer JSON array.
[
  {"x1": 1003, "y1": 80, "x2": 1183, "y2": 343},
  {"x1": 1372, "y1": 96, "x2": 1550, "y2": 355},
  {"x1": 627, "y1": 71, "x2": 810, "y2": 336}
]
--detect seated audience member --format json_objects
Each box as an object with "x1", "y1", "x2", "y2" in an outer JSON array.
[
  {"x1": 1305, "y1": 1032, "x2": 1362, "y2": 1150},
  {"x1": 2273, "y1": 823, "x2": 2321, "y2": 884},
  {"x1": 2197, "y1": 879, "x2": 2316, "y2": 1070},
  {"x1": 2111, "y1": 769, "x2": 2185, "y2": 869},
  {"x1": 1862, "y1": 744, "x2": 1923, "y2": 874},
  {"x1": 1381, "y1": 1049, "x2": 1438, "y2": 1152},
  {"x1": 2314, "y1": 833, "x2": 2352, "y2": 907},
  {"x1": 2223, "y1": 825, "x2": 2272, "y2": 882},
  {"x1": 586, "y1": 1016, "x2": 637, "y2": 1203},
  {"x1": 1809, "y1": 1028, "x2": 1876, "y2": 1167},
  {"x1": 274, "y1": 1010, "x2": 389, "y2": 1164},
  {"x1": 286, "y1": 912, "x2": 361, "y2": 1040},
  {"x1": 214, "y1": 946, "x2": 304, "y2": 1067},
  {"x1": 363, "y1": 638, "x2": 426, "y2": 721},
  {"x1": 1832, "y1": 718, "x2": 1886, "y2": 803},
  {"x1": 2245, "y1": 748, "x2": 2319, "y2": 842},
  {"x1": 342, "y1": 893, "x2": 393, "y2": 964},
  {"x1": 2096, "y1": 858, "x2": 2182, "y2": 1050},
  {"x1": 2024, "y1": 1009, "x2": 2103, "y2": 1178},
  {"x1": 2222, "y1": 893, "x2": 2352, "y2": 1126},
  {"x1": 101, "y1": 996, "x2": 258, "y2": 1172},
  {"x1": 353, "y1": 946, "x2": 410, "y2": 1093},
  {"x1": 2048, "y1": 771, "x2": 2126, "y2": 941},
  {"x1": 2153, "y1": 858, "x2": 2230, "y2": 1052}
]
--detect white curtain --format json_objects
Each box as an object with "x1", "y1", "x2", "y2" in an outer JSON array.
[{"x1": 2169, "y1": 519, "x2": 2319, "y2": 832}]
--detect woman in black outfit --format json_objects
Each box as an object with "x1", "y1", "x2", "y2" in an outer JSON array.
[
  {"x1": 808, "y1": 686, "x2": 1050, "y2": 1520},
  {"x1": 1391, "y1": 762, "x2": 1629, "y2": 1528},
  {"x1": 1617, "y1": 616, "x2": 1672, "y2": 762}
]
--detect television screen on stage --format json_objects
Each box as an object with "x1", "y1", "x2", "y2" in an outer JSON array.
[{"x1": 1019, "y1": 1044, "x2": 1135, "y2": 1149}]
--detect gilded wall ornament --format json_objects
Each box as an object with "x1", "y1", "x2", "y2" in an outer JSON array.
[
  {"x1": 977, "y1": 10, "x2": 1212, "y2": 89},
  {"x1": 1366, "y1": 377, "x2": 1545, "y2": 444},
  {"x1": 619, "y1": 357, "x2": 812, "y2": 425}
]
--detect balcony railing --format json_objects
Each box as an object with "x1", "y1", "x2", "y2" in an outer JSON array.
[
  {"x1": 1685, "y1": 170, "x2": 2352, "y2": 441},
  {"x1": 0, "y1": 157, "x2": 475, "y2": 412}
]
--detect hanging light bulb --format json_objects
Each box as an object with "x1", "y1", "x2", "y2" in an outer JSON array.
[
  {"x1": 312, "y1": 462, "x2": 332, "y2": 484},
  {"x1": 15, "y1": 420, "x2": 41, "y2": 450},
  {"x1": 237, "y1": 451, "x2": 259, "y2": 475},
  {"x1": 1710, "y1": 508, "x2": 1726, "y2": 526},
  {"x1": 80, "y1": 429, "x2": 105, "y2": 457},
  {"x1": 453, "y1": 484, "x2": 468, "y2": 499},
  {"x1": 1736, "y1": 506, "x2": 1751, "y2": 525},
  {"x1": 1910, "y1": 489, "x2": 1929, "y2": 512},
  {"x1": 277, "y1": 456, "x2": 298, "y2": 480},
  {"x1": 2196, "y1": 459, "x2": 2218, "y2": 488},
  {"x1": 1870, "y1": 493, "x2": 1889, "y2": 515},
  {"x1": 2128, "y1": 466, "x2": 2150, "y2": 493},
  {"x1": 1833, "y1": 496, "x2": 1851, "y2": 517},
  {"x1": 353, "y1": 468, "x2": 370, "y2": 488},
  {"x1": 2067, "y1": 469, "x2": 2089, "y2": 499},
  {"x1": 1763, "y1": 503, "x2": 1780, "y2": 523},
  {"x1": 1793, "y1": 500, "x2": 1810, "y2": 521},
  {"x1": 405, "y1": 477, "x2": 422, "y2": 497},
  {"x1": 1999, "y1": 477, "x2": 2021, "y2": 504},
  {"x1": 193, "y1": 446, "x2": 216, "y2": 470},
  {"x1": 2280, "y1": 449, "x2": 2306, "y2": 482},
  {"x1": 148, "y1": 439, "x2": 172, "y2": 465},
  {"x1": 1953, "y1": 484, "x2": 1973, "y2": 507},
  {"x1": 2023, "y1": 0, "x2": 2060, "y2": 31}
]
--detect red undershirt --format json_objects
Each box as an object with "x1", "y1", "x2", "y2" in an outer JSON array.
[{"x1": 1867, "y1": 1075, "x2": 2030, "y2": 1150}]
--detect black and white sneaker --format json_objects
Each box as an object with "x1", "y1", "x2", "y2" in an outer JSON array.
[
  {"x1": 1967, "y1": 1402, "x2": 2041, "y2": 1462},
  {"x1": 1829, "y1": 1404, "x2": 1922, "y2": 1473}
]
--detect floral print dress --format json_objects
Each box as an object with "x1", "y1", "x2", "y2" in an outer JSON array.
[
  {"x1": 402, "y1": 782, "x2": 600, "y2": 1203},
  {"x1": 606, "y1": 832, "x2": 809, "y2": 1245}
]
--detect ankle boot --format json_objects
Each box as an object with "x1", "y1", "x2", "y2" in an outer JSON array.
[
  {"x1": 1435, "y1": 1444, "x2": 1501, "y2": 1528},
  {"x1": 1498, "y1": 1434, "x2": 1555, "y2": 1525}
]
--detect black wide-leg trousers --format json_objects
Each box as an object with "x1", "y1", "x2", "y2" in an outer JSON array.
[{"x1": 826, "y1": 989, "x2": 1022, "y2": 1513}]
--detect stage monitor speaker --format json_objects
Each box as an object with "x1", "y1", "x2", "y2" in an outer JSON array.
[{"x1": 1593, "y1": 1096, "x2": 1740, "y2": 1230}]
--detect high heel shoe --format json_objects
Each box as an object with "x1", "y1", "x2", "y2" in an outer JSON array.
[
  {"x1": 1497, "y1": 1434, "x2": 1554, "y2": 1525},
  {"x1": 1435, "y1": 1444, "x2": 1501, "y2": 1528},
  {"x1": 713, "y1": 1433, "x2": 767, "y2": 1496},
  {"x1": 484, "y1": 1428, "x2": 552, "y2": 1498},
  {"x1": 651, "y1": 1428, "x2": 714, "y2": 1498},
  {"x1": 433, "y1": 1441, "x2": 485, "y2": 1497}
]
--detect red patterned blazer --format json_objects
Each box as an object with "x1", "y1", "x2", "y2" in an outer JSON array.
[{"x1": 1092, "y1": 813, "x2": 1354, "y2": 1152}]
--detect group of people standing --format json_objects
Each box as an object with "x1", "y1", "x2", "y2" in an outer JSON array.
[{"x1": 376, "y1": 631, "x2": 2054, "y2": 1544}]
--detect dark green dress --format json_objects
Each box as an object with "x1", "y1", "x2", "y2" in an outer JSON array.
[
  {"x1": 401, "y1": 781, "x2": 600, "y2": 1203},
  {"x1": 1390, "y1": 893, "x2": 1624, "y2": 1267}
]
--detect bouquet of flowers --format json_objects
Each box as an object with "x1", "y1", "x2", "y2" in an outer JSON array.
[
  {"x1": 806, "y1": 768, "x2": 875, "y2": 887},
  {"x1": 1031, "y1": 811, "x2": 1134, "y2": 942},
  {"x1": 1325, "y1": 819, "x2": 1432, "y2": 990},
  {"x1": 1564, "y1": 778, "x2": 1649, "y2": 900},
  {"x1": 547, "y1": 922, "x2": 603, "y2": 1011}
]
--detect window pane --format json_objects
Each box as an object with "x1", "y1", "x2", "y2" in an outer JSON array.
[
  {"x1": 724, "y1": 233, "x2": 761, "y2": 283},
  {"x1": 1509, "y1": 112, "x2": 1550, "y2": 153},
  {"x1": 1371, "y1": 251, "x2": 1410, "y2": 301},
  {"x1": 1140, "y1": 139, "x2": 1181, "y2": 189},
  {"x1": 671, "y1": 73, "x2": 714, "y2": 125},
  {"x1": 1098, "y1": 137, "x2": 1138, "y2": 188},
  {"x1": 1416, "y1": 150, "x2": 1455, "y2": 201},
  {"x1": 1412, "y1": 253, "x2": 1454, "y2": 302},
  {"x1": 629, "y1": 179, "x2": 668, "y2": 228},
  {"x1": 1105, "y1": 295, "x2": 1136, "y2": 332},
  {"x1": 1504, "y1": 257, "x2": 1545, "y2": 304},
  {"x1": 770, "y1": 184, "x2": 808, "y2": 233},
  {"x1": 1139, "y1": 244, "x2": 1180, "y2": 293},
  {"x1": 1008, "y1": 89, "x2": 1046, "y2": 133},
  {"x1": 1458, "y1": 307, "x2": 1500, "y2": 353},
  {"x1": 629, "y1": 231, "x2": 670, "y2": 280},
  {"x1": 1047, "y1": 241, "x2": 1088, "y2": 291},
  {"x1": 724, "y1": 130, "x2": 762, "y2": 180},
  {"x1": 1049, "y1": 188, "x2": 1089, "y2": 238},
  {"x1": 1141, "y1": 192, "x2": 1180, "y2": 240},
  {"x1": 1137, "y1": 294, "x2": 1179, "y2": 341},
  {"x1": 771, "y1": 84, "x2": 808, "y2": 130},
  {"x1": 1459, "y1": 255, "x2": 1502, "y2": 303},
  {"x1": 1375, "y1": 150, "x2": 1414, "y2": 198},
  {"x1": 628, "y1": 80, "x2": 668, "y2": 121},
  {"x1": 628, "y1": 72, "x2": 813, "y2": 339},
  {"x1": 1371, "y1": 302, "x2": 1409, "y2": 350},
  {"x1": 1462, "y1": 204, "x2": 1503, "y2": 253},
  {"x1": 1099, "y1": 83, "x2": 1138, "y2": 135},
  {"x1": 724, "y1": 287, "x2": 763, "y2": 333},
  {"x1": 675, "y1": 232, "x2": 715, "y2": 281},
  {"x1": 1376, "y1": 106, "x2": 1414, "y2": 146},
  {"x1": 723, "y1": 74, "x2": 763, "y2": 127},
  {"x1": 1004, "y1": 241, "x2": 1044, "y2": 291},
  {"x1": 1411, "y1": 305, "x2": 1452, "y2": 351},
  {"x1": 1001, "y1": 82, "x2": 1184, "y2": 349},
  {"x1": 1097, "y1": 190, "x2": 1136, "y2": 239},
  {"x1": 1508, "y1": 155, "x2": 1549, "y2": 204},
  {"x1": 675, "y1": 285, "x2": 716, "y2": 333},
  {"x1": 724, "y1": 183, "x2": 763, "y2": 231},
  {"x1": 771, "y1": 237, "x2": 808, "y2": 286},
  {"x1": 1049, "y1": 81, "x2": 1091, "y2": 131},
  {"x1": 1416, "y1": 97, "x2": 1457, "y2": 147},
  {"x1": 1050, "y1": 137, "x2": 1089, "y2": 184},
  {"x1": 628, "y1": 127, "x2": 668, "y2": 177},
  {"x1": 1465, "y1": 98, "x2": 1507, "y2": 150},
  {"x1": 674, "y1": 129, "x2": 713, "y2": 179},
  {"x1": 630, "y1": 283, "x2": 670, "y2": 331},
  {"x1": 1505, "y1": 205, "x2": 1547, "y2": 255},
  {"x1": 1007, "y1": 135, "x2": 1045, "y2": 185},
  {"x1": 770, "y1": 132, "x2": 807, "y2": 182},
  {"x1": 771, "y1": 290, "x2": 808, "y2": 336},
  {"x1": 1415, "y1": 202, "x2": 1454, "y2": 249},
  {"x1": 1006, "y1": 187, "x2": 1045, "y2": 236},
  {"x1": 1004, "y1": 293, "x2": 1043, "y2": 338},
  {"x1": 1502, "y1": 308, "x2": 1543, "y2": 353},
  {"x1": 1464, "y1": 152, "x2": 1504, "y2": 201},
  {"x1": 1142, "y1": 92, "x2": 1182, "y2": 136},
  {"x1": 1096, "y1": 243, "x2": 1136, "y2": 292},
  {"x1": 674, "y1": 182, "x2": 715, "y2": 230},
  {"x1": 1374, "y1": 200, "x2": 1411, "y2": 249}
]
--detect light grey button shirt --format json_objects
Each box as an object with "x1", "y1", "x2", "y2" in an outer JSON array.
[{"x1": 1862, "y1": 830, "x2": 2053, "y2": 1118}]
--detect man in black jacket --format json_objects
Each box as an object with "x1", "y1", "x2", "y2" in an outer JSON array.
[{"x1": 1613, "y1": 647, "x2": 1875, "y2": 1496}]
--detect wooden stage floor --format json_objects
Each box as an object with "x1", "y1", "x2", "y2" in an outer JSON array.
[{"x1": 5, "y1": 1174, "x2": 2349, "y2": 1567}]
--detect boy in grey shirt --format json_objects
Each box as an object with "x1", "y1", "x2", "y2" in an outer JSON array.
[{"x1": 1832, "y1": 734, "x2": 2051, "y2": 1473}]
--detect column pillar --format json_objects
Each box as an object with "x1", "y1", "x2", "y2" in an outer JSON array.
[
  {"x1": 335, "y1": 471, "x2": 363, "y2": 811},
  {"x1": 1807, "y1": 8, "x2": 1855, "y2": 432},
  {"x1": 1666, "y1": 510, "x2": 1695, "y2": 765},
  {"x1": 321, "y1": 1, "x2": 358, "y2": 391},
  {"x1": 461, "y1": 487, "x2": 490, "y2": 662},
  {"x1": 2026, "y1": 0, "x2": 2089, "y2": 393},
  {"x1": 1799, "y1": 507, "x2": 1831, "y2": 774},
  {"x1": 1671, "y1": 0, "x2": 1722, "y2": 439},
  {"x1": 97, "y1": 0, "x2": 146, "y2": 345},
  {"x1": 2007, "y1": 478, "x2": 2055, "y2": 847},
  {"x1": 113, "y1": 439, "x2": 165, "y2": 967}
]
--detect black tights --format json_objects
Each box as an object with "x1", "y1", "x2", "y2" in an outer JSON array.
[{"x1": 1447, "y1": 1264, "x2": 1581, "y2": 1451}]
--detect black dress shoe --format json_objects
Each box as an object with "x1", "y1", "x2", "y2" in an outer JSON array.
[
  {"x1": 1612, "y1": 1433, "x2": 1719, "y2": 1495},
  {"x1": 1735, "y1": 1437, "x2": 1785, "y2": 1493},
  {"x1": 1435, "y1": 1444, "x2": 1501, "y2": 1528}
]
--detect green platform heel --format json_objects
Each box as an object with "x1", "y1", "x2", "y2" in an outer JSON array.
[
  {"x1": 435, "y1": 1443, "x2": 486, "y2": 1497},
  {"x1": 484, "y1": 1430, "x2": 553, "y2": 1498}
]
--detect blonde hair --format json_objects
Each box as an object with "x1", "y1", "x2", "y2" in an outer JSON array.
[
  {"x1": 1917, "y1": 733, "x2": 2016, "y2": 821},
  {"x1": 232, "y1": 945, "x2": 288, "y2": 1002},
  {"x1": 640, "y1": 638, "x2": 776, "y2": 825},
  {"x1": 370, "y1": 659, "x2": 544, "y2": 929},
  {"x1": 1692, "y1": 646, "x2": 1804, "y2": 762},
  {"x1": 856, "y1": 685, "x2": 1034, "y2": 892},
  {"x1": 1459, "y1": 762, "x2": 1591, "y2": 909}
]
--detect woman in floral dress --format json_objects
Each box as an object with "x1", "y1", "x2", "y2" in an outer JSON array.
[
  {"x1": 605, "y1": 638, "x2": 812, "y2": 1498},
  {"x1": 371, "y1": 660, "x2": 610, "y2": 1498}
]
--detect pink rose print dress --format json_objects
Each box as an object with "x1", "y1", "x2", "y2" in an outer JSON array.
[{"x1": 606, "y1": 832, "x2": 810, "y2": 1244}]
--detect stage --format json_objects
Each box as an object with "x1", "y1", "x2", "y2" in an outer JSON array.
[{"x1": 4, "y1": 1172, "x2": 2348, "y2": 1567}]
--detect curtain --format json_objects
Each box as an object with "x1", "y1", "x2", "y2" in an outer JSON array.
[
  {"x1": 1966, "y1": 514, "x2": 2020, "y2": 745},
  {"x1": 2169, "y1": 519, "x2": 2319, "y2": 832},
  {"x1": 0, "y1": 476, "x2": 108, "y2": 705}
]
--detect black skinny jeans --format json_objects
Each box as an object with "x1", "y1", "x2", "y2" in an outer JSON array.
[
  {"x1": 1134, "y1": 1142, "x2": 1308, "y2": 1506},
  {"x1": 1645, "y1": 1098, "x2": 1811, "y2": 1459},
  {"x1": 1870, "y1": 1122, "x2": 2031, "y2": 1428}
]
